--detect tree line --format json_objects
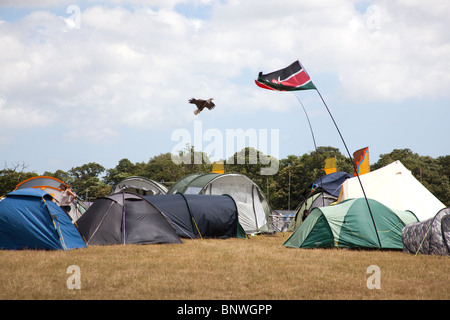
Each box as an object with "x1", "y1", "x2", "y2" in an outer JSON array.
[{"x1": 1, "y1": 147, "x2": 449, "y2": 209}]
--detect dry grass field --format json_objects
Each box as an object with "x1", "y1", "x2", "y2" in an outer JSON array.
[{"x1": 0, "y1": 232, "x2": 448, "y2": 300}]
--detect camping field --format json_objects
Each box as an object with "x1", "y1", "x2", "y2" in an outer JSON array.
[{"x1": 0, "y1": 232, "x2": 448, "y2": 300}]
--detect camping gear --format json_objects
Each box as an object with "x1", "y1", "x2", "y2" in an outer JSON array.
[
  {"x1": 271, "y1": 210, "x2": 295, "y2": 232},
  {"x1": 0, "y1": 188, "x2": 87, "y2": 250},
  {"x1": 338, "y1": 161, "x2": 445, "y2": 221},
  {"x1": 110, "y1": 176, "x2": 168, "y2": 196},
  {"x1": 402, "y1": 207, "x2": 450, "y2": 256},
  {"x1": 168, "y1": 173, "x2": 273, "y2": 234},
  {"x1": 76, "y1": 192, "x2": 182, "y2": 245},
  {"x1": 289, "y1": 171, "x2": 351, "y2": 231},
  {"x1": 283, "y1": 198, "x2": 418, "y2": 249},
  {"x1": 15, "y1": 176, "x2": 88, "y2": 221},
  {"x1": 144, "y1": 194, "x2": 246, "y2": 239}
]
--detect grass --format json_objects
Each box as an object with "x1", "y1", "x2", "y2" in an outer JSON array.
[{"x1": 0, "y1": 232, "x2": 448, "y2": 300}]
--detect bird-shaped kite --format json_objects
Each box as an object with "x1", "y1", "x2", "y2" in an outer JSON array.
[{"x1": 189, "y1": 98, "x2": 215, "y2": 115}]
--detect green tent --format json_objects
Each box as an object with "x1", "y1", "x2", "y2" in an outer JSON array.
[
  {"x1": 283, "y1": 198, "x2": 418, "y2": 249},
  {"x1": 287, "y1": 192, "x2": 337, "y2": 232}
]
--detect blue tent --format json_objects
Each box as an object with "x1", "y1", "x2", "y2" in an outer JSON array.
[
  {"x1": 311, "y1": 171, "x2": 352, "y2": 197},
  {"x1": 0, "y1": 188, "x2": 87, "y2": 250}
]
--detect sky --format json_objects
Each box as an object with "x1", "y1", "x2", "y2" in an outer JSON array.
[{"x1": 1, "y1": 0, "x2": 449, "y2": 176}]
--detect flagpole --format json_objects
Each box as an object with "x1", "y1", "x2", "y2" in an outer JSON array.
[
  {"x1": 256, "y1": 59, "x2": 381, "y2": 247},
  {"x1": 314, "y1": 88, "x2": 382, "y2": 248},
  {"x1": 293, "y1": 94, "x2": 318, "y2": 154},
  {"x1": 292, "y1": 94, "x2": 326, "y2": 208}
]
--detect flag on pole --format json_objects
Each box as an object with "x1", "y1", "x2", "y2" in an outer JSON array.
[
  {"x1": 324, "y1": 157, "x2": 337, "y2": 175},
  {"x1": 211, "y1": 161, "x2": 224, "y2": 174},
  {"x1": 255, "y1": 60, "x2": 316, "y2": 91},
  {"x1": 255, "y1": 59, "x2": 380, "y2": 247},
  {"x1": 353, "y1": 147, "x2": 370, "y2": 176}
]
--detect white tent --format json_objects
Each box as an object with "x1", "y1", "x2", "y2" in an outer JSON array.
[{"x1": 338, "y1": 160, "x2": 445, "y2": 221}]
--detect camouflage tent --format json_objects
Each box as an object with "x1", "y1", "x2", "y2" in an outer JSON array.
[{"x1": 402, "y1": 207, "x2": 450, "y2": 256}]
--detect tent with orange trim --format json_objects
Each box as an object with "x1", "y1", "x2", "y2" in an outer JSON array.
[{"x1": 15, "y1": 176, "x2": 87, "y2": 221}]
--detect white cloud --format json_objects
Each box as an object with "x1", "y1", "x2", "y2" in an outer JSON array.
[{"x1": 0, "y1": 0, "x2": 449, "y2": 143}]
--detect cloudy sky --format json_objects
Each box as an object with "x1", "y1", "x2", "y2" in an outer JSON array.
[{"x1": 1, "y1": 0, "x2": 449, "y2": 175}]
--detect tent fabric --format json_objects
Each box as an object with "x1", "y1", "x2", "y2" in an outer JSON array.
[
  {"x1": 288, "y1": 192, "x2": 337, "y2": 231},
  {"x1": 110, "y1": 176, "x2": 168, "y2": 196},
  {"x1": 168, "y1": 173, "x2": 204, "y2": 194},
  {"x1": 402, "y1": 207, "x2": 450, "y2": 256},
  {"x1": 15, "y1": 176, "x2": 88, "y2": 221},
  {"x1": 0, "y1": 188, "x2": 87, "y2": 250},
  {"x1": 288, "y1": 172, "x2": 350, "y2": 232},
  {"x1": 311, "y1": 171, "x2": 351, "y2": 197},
  {"x1": 169, "y1": 173, "x2": 273, "y2": 234},
  {"x1": 338, "y1": 161, "x2": 445, "y2": 221},
  {"x1": 283, "y1": 198, "x2": 418, "y2": 250},
  {"x1": 146, "y1": 194, "x2": 195, "y2": 238},
  {"x1": 145, "y1": 194, "x2": 245, "y2": 239},
  {"x1": 15, "y1": 176, "x2": 64, "y2": 190},
  {"x1": 76, "y1": 192, "x2": 182, "y2": 245}
]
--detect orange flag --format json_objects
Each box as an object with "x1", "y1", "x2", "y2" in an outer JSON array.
[
  {"x1": 211, "y1": 161, "x2": 224, "y2": 174},
  {"x1": 324, "y1": 157, "x2": 337, "y2": 175},
  {"x1": 353, "y1": 147, "x2": 370, "y2": 176}
]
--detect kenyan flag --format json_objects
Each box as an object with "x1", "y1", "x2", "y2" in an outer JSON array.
[{"x1": 255, "y1": 60, "x2": 316, "y2": 91}]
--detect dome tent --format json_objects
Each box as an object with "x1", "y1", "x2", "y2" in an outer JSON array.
[
  {"x1": 283, "y1": 198, "x2": 418, "y2": 250},
  {"x1": 0, "y1": 188, "x2": 87, "y2": 250},
  {"x1": 76, "y1": 192, "x2": 182, "y2": 245},
  {"x1": 14, "y1": 176, "x2": 88, "y2": 221},
  {"x1": 402, "y1": 207, "x2": 450, "y2": 256},
  {"x1": 110, "y1": 176, "x2": 168, "y2": 196},
  {"x1": 169, "y1": 173, "x2": 273, "y2": 234},
  {"x1": 289, "y1": 171, "x2": 351, "y2": 231}
]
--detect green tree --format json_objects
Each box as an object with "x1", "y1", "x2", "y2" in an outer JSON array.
[
  {"x1": 0, "y1": 162, "x2": 37, "y2": 197},
  {"x1": 103, "y1": 145, "x2": 213, "y2": 191},
  {"x1": 225, "y1": 147, "x2": 278, "y2": 187},
  {"x1": 42, "y1": 169, "x2": 73, "y2": 185},
  {"x1": 374, "y1": 149, "x2": 450, "y2": 206},
  {"x1": 103, "y1": 158, "x2": 141, "y2": 186},
  {"x1": 267, "y1": 146, "x2": 352, "y2": 210},
  {"x1": 69, "y1": 162, "x2": 109, "y2": 201},
  {"x1": 171, "y1": 144, "x2": 212, "y2": 177},
  {"x1": 223, "y1": 146, "x2": 351, "y2": 210},
  {"x1": 143, "y1": 153, "x2": 185, "y2": 184},
  {"x1": 269, "y1": 155, "x2": 303, "y2": 210}
]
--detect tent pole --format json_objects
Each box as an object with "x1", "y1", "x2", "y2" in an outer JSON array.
[
  {"x1": 314, "y1": 88, "x2": 382, "y2": 248},
  {"x1": 292, "y1": 94, "x2": 326, "y2": 208},
  {"x1": 122, "y1": 191, "x2": 126, "y2": 245}
]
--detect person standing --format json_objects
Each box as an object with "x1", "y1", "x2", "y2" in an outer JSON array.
[{"x1": 59, "y1": 183, "x2": 76, "y2": 214}]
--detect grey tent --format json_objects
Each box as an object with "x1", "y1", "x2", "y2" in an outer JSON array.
[
  {"x1": 110, "y1": 176, "x2": 168, "y2": 196},
  {"x1": 402, "y1": 207, "x2": 450, "y2": 256},
  {"x1": 144, "y1": 194, "x2": 246, "y2": 239},
  {"x1": 288, "y1": 172, "x2": 351, "y2": 231},
  {"x1": 168, "y1": 173, "x2": 273, "y2": 234},
  {"x1": 76, "y1": 192, "x2": 182, "y2": 245}
]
